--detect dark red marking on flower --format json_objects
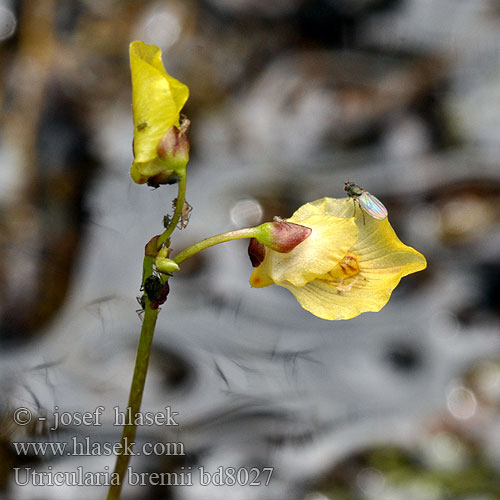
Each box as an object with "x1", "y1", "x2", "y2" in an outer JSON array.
[
  {"x1": 271, "y1": 221, "x2": 312, "y2": 253},
  {"x1": 339, "y1": 254, "x2": 360, "y2": 276},
  {"x1": 248, "y1": 238, "x2": 266, "y2": 267},
  {"x1": 157, "y1": 122, "x2": 190, "y2": 159}
]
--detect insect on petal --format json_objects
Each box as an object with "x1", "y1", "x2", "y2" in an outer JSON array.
[{"x1": 359, "y1": 192, "x2": 388, "y2": 220}]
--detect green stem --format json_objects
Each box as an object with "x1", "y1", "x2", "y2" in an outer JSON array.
[
  {"x1": 173, "y1": 227, "x2": 260, "y2": 265},
  {"x1": 106, "y1": 301, "x2": 159, "y2": 500},
  {"x1": 107, "y1": 208, "x2": 261, "y2": 499},
  {"x1": 157, "y1": 171, "x2": 187, "y2": 247}
]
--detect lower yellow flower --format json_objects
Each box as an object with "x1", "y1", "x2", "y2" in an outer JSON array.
[{"x1": 250, "y1": 198, "x2": 427, "y2": 320}]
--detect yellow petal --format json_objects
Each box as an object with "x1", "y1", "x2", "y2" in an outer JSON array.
[
  {"x1": 291, "y1": 197, "x2": 355, "y2": 221},
  {"x1": 265, "y1": 214, "x2": 358, "y2": 287},
  {"x1": 279, "y1": 270, "x2": 404, "y2": 320},
  {"x1": 294, "y1": 197, "x2": 426, "y2": 276},
  {"x1": 130, "y1": 158, "x2": 174, "y2": 184},
  {"x1": 351, "y1": 217, "x2": 427, "y2": 277},
  {"x1": 249, "y1": 257, "x2": 274, "y2": 288},
  {"x1": 130, "y1": 41, "x2": 189, "y2": 164}
]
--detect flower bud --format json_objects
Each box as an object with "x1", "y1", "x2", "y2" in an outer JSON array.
[
  {"x1": 255, "y1": 219, "x2": 312, "y2": 253},
  {"x1": 155, "y1": 247, "x2": 180, "y2": 274}
]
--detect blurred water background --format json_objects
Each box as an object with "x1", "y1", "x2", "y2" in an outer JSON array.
[{"x1": 0, "y1": 1, "x2": 500, "y2": 499}]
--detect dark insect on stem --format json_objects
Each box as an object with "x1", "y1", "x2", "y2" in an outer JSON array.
[
  {"x1": 136, "y1": 295, "x2": 146, "y2": 309},
  {"x1": 143, "y1": 276, "x2": 170, "y2": 310},
  {"x1": 136, "y1": 294, "x2": 146, "y2": 319}
]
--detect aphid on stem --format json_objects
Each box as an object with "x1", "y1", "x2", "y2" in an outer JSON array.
[
  {"x1": 136, "y1": 295, "x2": 146, "y2": 319},
  {"x1": 179, "y1": 115, "x2": 190, "y2": 136},
  {"x1": 344, "y1": 181, "x2": 388, "y2": 221},
  {"x1": 172, "y1": 199, "x2": 193, "y2": 229}
]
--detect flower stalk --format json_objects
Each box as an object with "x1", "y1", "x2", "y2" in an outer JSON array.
[
  {"x1": 106, "y1": 295, "x2": 159, "y2": 500},
  {"x1": 157, "y1": 169, "x2": 187, "y2": 247},
  {"x1": 173, "y1": 228, "x2": 261, "y2": 264},
  {"x1": 173, "y1": 220, "x2": 312, "y2": 265}
]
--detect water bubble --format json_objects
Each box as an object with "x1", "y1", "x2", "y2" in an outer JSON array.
[
  {"x1": 0, "y1": 7, "x2": 16, "y2": 41},
  {"x1": 429, "y1": 310, "x2": 460, "y2": 340},
  {"x1": 145, "y1": 9, "x2": 181, "y2": 50},
  {"x1": 447, "y1": 385, "x2": 477, "y2": 420},
  {"x1": 230, "y1": 198, "x2": 263, "y2": 227}
]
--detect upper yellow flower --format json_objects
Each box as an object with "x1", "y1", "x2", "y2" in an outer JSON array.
[
  {"x1": 129, "y1": 41, "x2": 189, "y2": 185},
  {"x1": 250, "y1": 198, "x2": 427, "y2": 320}
]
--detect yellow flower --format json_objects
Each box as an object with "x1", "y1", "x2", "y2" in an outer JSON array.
[
  {"x1": 250, "y1": 198, "x2": 427, "y2": 320},
  {"x1": 129, "y1": 41, "x2": 189, "y2": 185}
]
